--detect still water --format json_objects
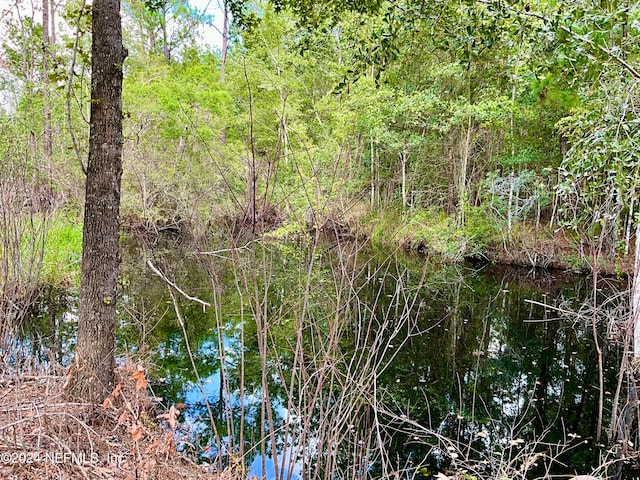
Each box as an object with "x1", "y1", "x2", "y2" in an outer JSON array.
[{"x1": 29, "y1": 239, "x2": 628, "y2": 479}]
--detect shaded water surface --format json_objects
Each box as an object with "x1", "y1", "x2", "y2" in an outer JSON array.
[{"x1": 26, "y1": 240, "x2": 628, "y2": 478}]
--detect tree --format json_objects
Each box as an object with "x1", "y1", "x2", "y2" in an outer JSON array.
[
  {"x1": 67, "y1": 0, "x2": 128, "y2": 403},
  {"x1": 42, "y1": 0, "x2": 52, "y2": 171},
  {"x1": 123, "y1": 0, "x2": 206, "y2": 62}
]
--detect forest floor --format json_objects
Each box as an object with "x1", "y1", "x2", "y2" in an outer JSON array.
[{"x1": 0, "y1": 363, "x2": 241, "y2": 480}]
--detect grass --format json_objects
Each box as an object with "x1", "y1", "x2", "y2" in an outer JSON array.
[
  {"x1": 40, "y1": 214, "x2": 83, "y2": 289},
  {"x1": 365, "y1": 205, "x2": 502, "y2": 261}
]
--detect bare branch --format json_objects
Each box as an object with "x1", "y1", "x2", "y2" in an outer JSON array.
[{"x1": 147, "y1": 260, "x2": 211, "y2": 308}]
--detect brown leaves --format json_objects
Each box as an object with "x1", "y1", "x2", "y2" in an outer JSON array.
[
  {"x1": 128, "y1": 422, "x2": 145, "y2": 442},
  {"x1": 102, "y1": 365, "x2": 146, "y2": 410},
  {"x1": 131, "y1": 366, "x2": 148, "y2": 391},
  {"x1": 101, "y1": 366, "x2": 150, "y2": 443},
  {"x1": 158, "y1": 405, "x2": 181, "y2": 432},
  {"x1": 103, "y1": 383, "x2": 122, "y2": 409},
  {"x1": 0, "y1": 364, "x2": 223, "y2": 480}
]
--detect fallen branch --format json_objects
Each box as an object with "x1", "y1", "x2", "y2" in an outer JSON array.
[{"x1": 147, "y1": 260, "x2": 211, "y2": 308}]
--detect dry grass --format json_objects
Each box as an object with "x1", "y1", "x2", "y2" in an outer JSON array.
[{"x1": 0, "y1": 364, "x2": 239, "y2": 480}]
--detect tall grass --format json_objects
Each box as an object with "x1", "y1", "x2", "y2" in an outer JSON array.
[{"x1": 40, "y1": 215, "x2": 82, "y2": 289}]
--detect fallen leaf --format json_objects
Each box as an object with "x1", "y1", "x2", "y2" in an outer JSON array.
[
  {"x1": 102, "y1": 383, "x2": 122, "y2": 409},
  {"x1": 118, "y1": 411, "x2": 129, "y2": 425},
  {"x1": 129, "y1": 423, "x2": 144, "y2": 442},
  {"x1": 164, "y1": 432, "x2": 176, "y2": 453},
  {"x1": 167, "y1": 405, "x2": 179, "y2": 431}
]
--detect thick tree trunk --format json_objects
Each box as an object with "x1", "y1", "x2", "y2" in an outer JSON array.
[{"x1": 67, "y1": 0, "x2": 127, "y2": 404}]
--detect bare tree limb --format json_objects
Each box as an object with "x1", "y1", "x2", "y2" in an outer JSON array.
[{"x1": 147, "y1": 260, "x2": 211, "y2": 308}]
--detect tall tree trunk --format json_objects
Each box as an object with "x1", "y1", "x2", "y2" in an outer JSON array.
[
  {"x1": 50, "y1": 0, "x2": 56, "y2": 43},
  {"x1": 219, "y1": 0, "x2": 229, "y2": 145},
  {"x1": 246, "y1": 156, "x2": 256, "y2": 231},
  {"x1": 67, "y1": 0, "x2": 127, "y2": 404},
  {"x1": 244, "y1": 60, "x2": 257, "y2": 232},
  {"x1": 458, "y1": 117, "x2": 472, "y2": 227},
  {"x1": 42, "y1": 0, "x2": 52, "y2": 175},
  {"x1": 370, "y1": 136, "x2": 375, "y2": 208},
  {"x1": 507, "y1": 171, "x2": 514, "y2": 240},
  {"x1": 220, "y1": 0, "x2": 229, "y2": 81},
  {"x1": 625, "y1": 194, "x2": 634, "y2": 255},
  {"x1": 161, "y1": 3, "x2": 171, "y2": 62}
]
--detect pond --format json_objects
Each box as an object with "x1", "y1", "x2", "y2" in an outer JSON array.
[{"x1": 26, "y1": 237, "x2": 630, "y2": 479}]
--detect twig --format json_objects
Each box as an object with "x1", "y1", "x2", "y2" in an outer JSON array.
[
  {"x1": 193, "y1": 238, "x2": 260, "y2": 258},
  {"x1": 167, "y1": 289, "x2": 220, "y2": 457},
  {"x1": 524, "y1": 298, "x2": 580, "y2": 316},
  {"x1": 147, "y1": 260, "x2": 211, "y2": 308},
  {"x1": 66, "y1": 0, "x2": 88, "y2": 175}
]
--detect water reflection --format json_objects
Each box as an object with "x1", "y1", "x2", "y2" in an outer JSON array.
[
  {"x1": 20, "y1": 240, "x2": 628, "y2": 479},
  {"x1": 8, "y1": 287, "x2": 76, "y2": 369},
  {"x1": 372, "y1": 264, "x2": 623, "y2": 477},
  {"x1": 115, "y1": 242, "x2": 625, "y2": 479}
]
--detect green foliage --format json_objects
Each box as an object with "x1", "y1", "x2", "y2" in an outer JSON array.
[
  {"x1": 40, "y1": 215, "x2": 83, "y2": 288},
  {"x1": 121, "y1": 51, "x2": 239, "y2": 223},
  {"x1": 462, "y1": 205, "x2": 502, "y2": 252},
  {"x1": 409, "y1": 210, "x2": 471, "y2": 261},
  {"x1": 482, "y1": 169, "x2": 551, "y2": 222},
  {"x1": 8, "y1": 211, "x2": 82, "y2": 292},
  {"x1": 264, "y1": 218, "x2": 308, "y2": 240},
  {"x1": 2, "y1": 0, "x2": 637, "y2": 280},
  {"x1": 123, "y1": 0, "x2": 210, "y2": 60},
  {"x1": 368, "y1": 207, "x2": 500, "y2": 261},
  {"x1": 3, "y1": 0, "x2": 636, "y2": 473},
  {"x1": 1, "y1": 16, "x2": 43, "y2": 81},
  {"x1": 556, "y1": 77, "x2": 640, "y2": 246}
]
